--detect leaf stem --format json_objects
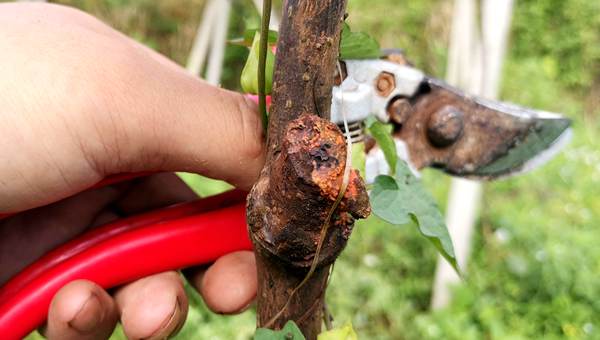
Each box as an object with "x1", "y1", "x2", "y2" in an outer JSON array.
[{"x1": 258, "y1": 0, "x2": 272, "y2": 132}]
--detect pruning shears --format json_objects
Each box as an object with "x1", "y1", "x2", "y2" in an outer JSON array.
[
  {"x1": 330, "y1": 52, "x2": 571, "y2": 182},
  {"x1": 0, "y1": 53, "x2": 571, "y2": 339}
]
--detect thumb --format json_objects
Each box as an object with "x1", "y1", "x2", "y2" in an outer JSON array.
[{"x1": 106, "y1": 47, "x2": 266, "y2": 190}]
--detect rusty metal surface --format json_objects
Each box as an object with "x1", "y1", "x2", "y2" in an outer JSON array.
[
  {"x1": 391, "y1": 77, "x2": 571, "y2": 178},
  {"x1": 331, "y1": 54, "x2": 571, "y2": 179}
]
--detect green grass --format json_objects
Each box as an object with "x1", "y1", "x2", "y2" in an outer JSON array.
[
  {"x1": 22, "y1": 0, "x2": 600, "y2": 338},
  {"x1": 171, "y1": 78, "x2": 598, "y2": 340}
]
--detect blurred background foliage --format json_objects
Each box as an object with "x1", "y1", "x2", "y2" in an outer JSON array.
[{"x1": 18, "y1": 0, "x2": 600, "y2": 338}]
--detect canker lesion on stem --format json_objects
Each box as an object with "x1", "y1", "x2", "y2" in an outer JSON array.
[
  {"x1": 248, "y1": 114, "x2": 370, "y2": 268},
  {"x1": 246, "y1": 0, "x2": 370, "y2": 338},
  {"x1": 247, "y1": 114, "x2": 370, "y2": 337}
]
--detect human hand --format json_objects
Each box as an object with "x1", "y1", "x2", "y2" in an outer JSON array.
[{"x1": 0, "y1": 3, "x2": 264, "y2": 339}]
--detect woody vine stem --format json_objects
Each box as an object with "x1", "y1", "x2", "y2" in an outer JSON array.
[{"x1": 247, "y1": 1, "x2": 370, "y2": 339}]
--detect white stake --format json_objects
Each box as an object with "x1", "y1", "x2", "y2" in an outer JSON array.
[
  {"x1": 186, "y1": 0, "x2": 220, "y2": 76},
  {"x1": 205, "y1": 0, "x2": 232, "y2": 85},
  {"x1": 431, "y1": 0, "x2": 514, "y2": 310}
]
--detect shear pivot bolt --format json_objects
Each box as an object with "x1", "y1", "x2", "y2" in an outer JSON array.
[
  {"x1": 375, "y1": 72, "x2": 396, "y2": 97},
  {"x1": 387, "y1": 97, "x2": 412, "y2": 125},
  {"x1": 427, "y1": 106, "x2": 464, "y2": 147}
]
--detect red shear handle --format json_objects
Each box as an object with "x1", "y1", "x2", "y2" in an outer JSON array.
[
  {"x1": 0, "y1": 190, "x2": 247, "y2": 304},
  {"x1": 0, "y1": 202, "x2": 251, "y2": 340},
  {"x1": 0, "y1": 172, "x2": 154, "y2": 220}
]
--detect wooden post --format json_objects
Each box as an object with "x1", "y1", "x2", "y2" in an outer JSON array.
[
  {"x1": 186, "y1": 0, "x2": 219, "y2": 77},
  {"x1": 204, "y1": 0, "x2": 231, "y2": 85},
  {"x1": 431, "y1": 0, "x2": 514, "y2": 310},
  {"x1": 246, "y1": 1, "x2": 370, "y2": 338}
]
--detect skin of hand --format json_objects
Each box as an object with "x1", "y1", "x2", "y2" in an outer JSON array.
[{"x1": 0, "y1": 3, "x2": 264, "y2": 339}]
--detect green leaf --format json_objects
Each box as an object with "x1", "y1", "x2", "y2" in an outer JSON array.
[
  {"x1": 351, "y1": 142, "x2": 366, "y2": 178},
  {"x1": 241, "y1": 32, "x2": 275, "y2": 95},
  {"x1": 230, "y1": 29, "x2": 278, "y2": 46},
  {"x1": 245, "y1": 29, "x2": 278, "y2": 45},
  {"x1": 370, "y1": 161, "x2": 459, "y2": 273},
  {"x1": 340, "y1": 22, "x2": 381, "y2": 60},
  {"x1": 366, "y1": 117, "x2": 397, "y2": 176},
  {"x1": 318, "y1": 322, "x2": 358, "y2": 340},
  {"x1": 254, "y1": 320, "x2": 306, "y2": 340}
]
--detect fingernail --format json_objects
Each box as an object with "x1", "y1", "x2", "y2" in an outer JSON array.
[
  {"x1": 68, "y1": 293, "x2": 103, "y2": 333},
  {"x1": 143, "y1": 298, "x2": 183, "y2": 340}
]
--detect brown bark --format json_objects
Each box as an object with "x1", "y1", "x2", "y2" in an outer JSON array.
[{"x1": 246, "y1": 1, "x2": 370, "y2": 339}]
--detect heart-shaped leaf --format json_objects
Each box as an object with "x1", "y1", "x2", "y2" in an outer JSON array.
[
  {"x1": 340, "y1": 23, "x2": 381, "y2": 60},
  {"x1": 370, "y1": 160, "x2": 459, "y2": 273},
  {"x1": 255, "y1": 320, "x2": 305, "y2": 340}
]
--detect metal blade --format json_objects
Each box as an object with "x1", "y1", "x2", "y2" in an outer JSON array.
[
  {"x1": 392, "y1": 77, "x2": 572, "y2": 179},
  {"x1": 466, "y1": 98, "x2": 572, "y2": 178}
]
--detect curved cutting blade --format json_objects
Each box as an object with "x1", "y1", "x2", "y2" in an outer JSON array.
[{"x1": 392, "y1": 77, "x2": 572, "y2": 179}]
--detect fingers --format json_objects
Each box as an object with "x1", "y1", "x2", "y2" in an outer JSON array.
[
  {"x1": 152, "y1": 85, "x2": 265, "y2": 190},
  {"x1": 0, "y1": 186, "x2": 124, "y2": 285},
  {"x1": 85, "y1": 23, "x2": 266, "y2": 190},
  {"x1": 45, "y1": 280, "x2": 119, "y2": 340},
  {"x1": 43, "y1": 254, "x2": 255, "y2": 339},
  {"x1": 109, "y1": 65, "x2": 266, "y2": 190},
  {"x1": 187, "y1": 251, "x2": 257, "y2": 314},
  {"x1": 46, "y1": 273, "x2": 190, "y2": 340},
  {"x1": 43, "y1": 256, "x2": 255, "y2": 340},
  {"x1": 100, "y1": 33, "x2": 267, "y2": 189},
  {"x1": 0, "y1": 173, "x2": 193, "y2": 285},
  {"x1": 113, "y1": 173, "x2": 197, "y2": 216},
  {"x1": 114, "y1": 272, "x2": 188, "y2": 340},
  {"x1": 0, "y1": 3, "x2": 265, "y2": 214}
]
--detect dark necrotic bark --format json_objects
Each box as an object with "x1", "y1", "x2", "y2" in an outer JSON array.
[{"x1": 246, "y1": 1, "x2": 370, "y2": 339}]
